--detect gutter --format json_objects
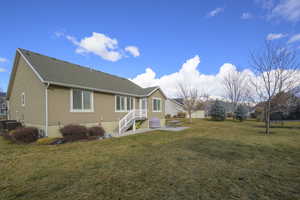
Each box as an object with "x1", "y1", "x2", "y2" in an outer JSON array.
[{"x1": 45, "y1": 82, "x2": 50, "y2": 137}]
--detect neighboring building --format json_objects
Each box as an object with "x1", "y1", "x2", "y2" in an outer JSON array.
[
  {"x1": 165, "y1": 99, "x2": 185, "y2": 117},
  {"x1": 165, "y1": 98, "x2": 205, "y2": 118},
  {"x1": 7, "y1": 48, "x2": 166, "y2": 137},
  {"x1": 0, "y1": 92, "x2": 7, "y2": 118}
]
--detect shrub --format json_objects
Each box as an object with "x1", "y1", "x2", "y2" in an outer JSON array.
[
  {"x1": 135, "y1": 121, "x2": 143, "y2": 130},
  {"x1": 2, "y1": 131, "x2": 12, "y2": 142},
  {"x1": 9, "y1": 127, "x2": 39, "y2": 143},
  {"x1": 210, "y1": 100, "x2": 226, "y2": 121},
  {"x1": 235, "y1": 105, "x2": 248, "y2": 122},
  {"x1": 60, "y1": 124, "x2": 88, "y2": 141},
  {"x1": 88, "y1": 126, "x2": 105, "y2": 137},
  {"x1": 177, "y1": 112, "x2": 186, "y2": 118}
]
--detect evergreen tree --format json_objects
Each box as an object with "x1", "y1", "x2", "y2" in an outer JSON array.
[
  {"x1": 235, "y1": 105, "x2": 248, "y2": 122},
  {"x1": 210, "y1": 100, "x2": 226, "y2": 121}
]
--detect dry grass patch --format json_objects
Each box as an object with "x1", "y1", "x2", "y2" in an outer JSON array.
[{"x1": 0, "y1": 119, "x2": 299, "y2": 200}]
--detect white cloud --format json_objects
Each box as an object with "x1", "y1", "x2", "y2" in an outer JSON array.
[
  {"x1": 0, "y1": 68, "x2": 6, "y2": 72},
  {"x1": 56, "y1": 32, "x2": 139, "y2": 62},
  {"x1": 130, "y1": 55, "x2": 300, "y2": 100},
  {"x1": 241, "y1": 12, "x2": 253, "y2": 19},
  {"x1": 125, "y1": 46, "x2": 140, "y2": 57},
  {"x1": 270, "y1": 0, "x2": 300, "y2": 22},
  {"x1": 130, "y1": 55, "x2": 252, "y2": 98},
  {"x1": 266, "y1": 33, "x2": 288, "y2": 40},
  {"x1": 288, "y1": 34, "x2": 300, "y2": 43},
  {"x1": 207, "y1": 8, "x2": 224, "y2": 17},
  {"x1": 255, "y1": 0, "x2": 275, "y2": 10},
  {"x1": 0, "y1": 57, "x2": 8, "y2": 63}
]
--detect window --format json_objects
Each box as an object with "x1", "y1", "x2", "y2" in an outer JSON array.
[
  {"x1": 116, "y1": 96, "x2": 134, "y2": 112},
  {"x1": 140, "y1": 98, "x2": 147, "y2": 110},
  {"x1": 21, "y1": 92, "x2": 25, "y2": 107},
  {"x1": 71, "y1": 89, "x2": 93, "y2": 112},
  {"x1": 116, "y1": 96, "x2": 126, "y2": 111},
  {"x1": 127, "y1": 97, "x2": 134, "y2": 111},
  {"x1": 152, "y1": 98, "x2": 161, "y2": 112}
]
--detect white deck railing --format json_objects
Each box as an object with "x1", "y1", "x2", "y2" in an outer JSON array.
[{"x1": 118, "y1": 109, "x2": 147, "y2": 134}]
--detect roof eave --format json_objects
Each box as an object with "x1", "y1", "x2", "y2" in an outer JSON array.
[
  {"x1": 145, "y1": 87, "x2": 167, "y2": 99},
  {"x1": 47, "y1": 81, "x2": 149, "y2": 97}
]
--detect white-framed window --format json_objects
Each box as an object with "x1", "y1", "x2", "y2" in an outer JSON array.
[
  {"x1": 115, "y1": 95, "x2": 134, "y2": 112},
  {"x1": 139, "y1": 98, "x2": 147, "y2": 110},
  {"x1": 21, "y1": 92, "x2": 25, "y2": 107},
  {"x1": 70, "y1": 89, "x2": 94, "y2": 112},
  {"x1": 152, "y1": 97, "x2": 162, "y2": 112}
]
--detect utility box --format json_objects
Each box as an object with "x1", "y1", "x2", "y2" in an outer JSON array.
[{"x1": 149, "y1": 118, "x2": 161, "y2": 128}]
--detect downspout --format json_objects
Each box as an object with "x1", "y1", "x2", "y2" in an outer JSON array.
[
  {"x1": 6, "y1": 100, "x2": 9, "y2": 120},
  {"x1": 45, "y1": 82, "x2": 50, "y2": 137}
]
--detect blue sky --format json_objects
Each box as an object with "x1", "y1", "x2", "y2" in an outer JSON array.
[{"x1": 0, "y1": 0, "x2": 300, "y2": 96}]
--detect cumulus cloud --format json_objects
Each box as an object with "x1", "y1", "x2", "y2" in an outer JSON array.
[
  {"x1": 241, "y1": 12, "x2": 253, "y2": 19},
  {"x1": 125, "y1": 46, "x2": 140, "y2": 57},
  {"x1": 288, "y1": 34, "x2": 300, "y2": 44},
  {"x1": 0, "y1": 68, "x2": 6, "y2": 72},
  {"x1": 56, "y1": 32, "x2": 140, "y2": 62},
  {"x1": 270, "y1": 0, "x2": 300, "y2": 22},
  {"x1": 130, "y1": 55, "x2": 300, "y2": 100},
  {"x1": 130, "y1": 55, "x2": 252, "y2": 98},
  {"x1": 207, "y1": 8, "x2": 224, "y2": 17},
  {"x1": 0, "y1": 57, "x2": 8, "y2": 63},
  {"x1": 266, "y1": 33, "x2": 288, "y2": 40}
]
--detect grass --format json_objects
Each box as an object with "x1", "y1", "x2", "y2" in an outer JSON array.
[{"x1": 0, "y1": 119, "x2": 300, "y2": 200}]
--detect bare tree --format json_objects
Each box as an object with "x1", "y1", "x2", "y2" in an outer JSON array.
[
  {"x1": 177, "y1": 82, "x2": 199, "y2": 123},
  {"x1": 250, "y1": 41, "x2": 300, "y2": 134},
  {"x1": 222, "y1": 69, "x2": 249, "y2": 115}
]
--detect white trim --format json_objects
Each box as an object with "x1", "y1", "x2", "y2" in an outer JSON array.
[
  {"x1": 146, "y1": 87, "x2": 159, "y2": 96},
  {"x1": 17, "y1": 49, "x2": 45, "y2": 83},
  {"x1": 152, "y1": 97, "x2": 162, "y2": 112},
  {"x1": 70, "y1": 89, "x2": 94, "y2": 113},
  {"x1": 21, "y1": 92, "x2": 25, "y2": 107},
  {"x1": 146, "y1": 87, "x2": 167, "y2": 99}
]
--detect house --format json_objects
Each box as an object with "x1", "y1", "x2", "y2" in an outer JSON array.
[
  {"x1": 165, "y1": 99, "x2": 185, "y2": 117},
  {"x1": 0, "y1": 92, "x2": 7, "y2": 119},
  {"x1": 165, "y1": 98, "x2": 205, "y2": 118},
  {"x1": 7, "y1": 48, "x2": 166, "y2": 137}
]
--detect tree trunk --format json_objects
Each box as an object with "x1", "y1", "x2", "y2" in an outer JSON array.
[
  {"x1": 189, "y1": 111, "x2": 192, "y2": 123},
  {"x1": 265, "y1": 100, "x2": 271, "y2": 135}
]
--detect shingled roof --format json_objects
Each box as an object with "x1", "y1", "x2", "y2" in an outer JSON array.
[{"x1": 16, "y1": 48, "x2": 160, "y2": 97}]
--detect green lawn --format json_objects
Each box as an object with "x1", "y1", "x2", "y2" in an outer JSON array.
[{"x1": 1, "y1": 119, "x2": 300, "y2": 200}]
